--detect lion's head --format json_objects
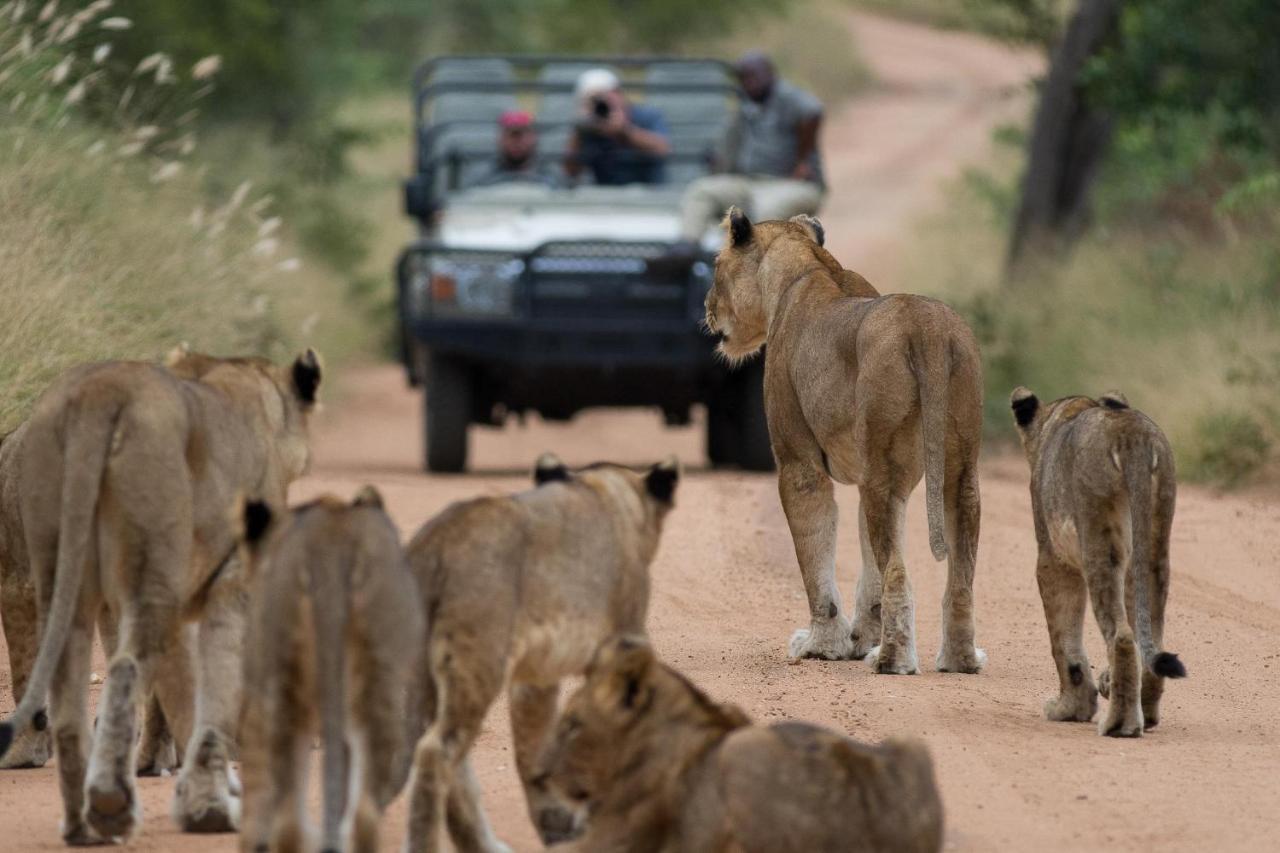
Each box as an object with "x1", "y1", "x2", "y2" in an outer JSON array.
[
  {"x1": 704, "y1": 209, "x2": 827, "y2": 363},
  {"x1": 534, "y1": 635, "x2": 749, "y2": 840}
]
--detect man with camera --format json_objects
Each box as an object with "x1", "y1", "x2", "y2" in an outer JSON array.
[
  {"x1": 679, "y1": 51, "x2": 825, "y2": 242},
  {"x1": 564, "y1": 68, "x2": 671, "y2": 186}
]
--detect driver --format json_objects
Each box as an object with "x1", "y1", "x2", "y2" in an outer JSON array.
[
  {"x1": 564, "y1": 68, "x2": 671, "y2": 186},
  {"x1": 471, "y1": 109, "x2": 560, "y2": 187}
]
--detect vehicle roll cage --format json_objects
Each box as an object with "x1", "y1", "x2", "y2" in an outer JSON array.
[{"x1": 411, "y1": 54, "x2": 744, "y2": 182}]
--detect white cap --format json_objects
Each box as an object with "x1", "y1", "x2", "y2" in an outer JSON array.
[{"x1": 575, "y1": 68, "x2": 620, "y2": 100}]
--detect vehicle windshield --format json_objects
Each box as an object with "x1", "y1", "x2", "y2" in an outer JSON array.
[{"x1": 415, "y1": 56, "x2": 741, "y2": 201}]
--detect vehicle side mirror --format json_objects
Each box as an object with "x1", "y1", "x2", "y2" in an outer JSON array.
[{"x1": 404, "y1": 175, "x2": 433, "y2": 221}]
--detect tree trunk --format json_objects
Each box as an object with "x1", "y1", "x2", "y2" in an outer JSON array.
[{"x1": 1006, "y1": 0, "x2": 1122, "y2": 280}]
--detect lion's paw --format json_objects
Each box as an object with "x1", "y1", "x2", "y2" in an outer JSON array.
[
  {"x1": 0, "y1": 727, "x2": 52, "y2": 769},
  {"x1": 936, "y1": 645, "x2": 987, "y2": 674},
  {"x1": 788, "y1": 616, "x2": 857, "y2": 662},
  {"x1": 1044, "y1": 690, "x2": 1097, "y2": 723},
  {"x1": 85, "y1": 774, "x2": 141, "y2": 841},
  {"x1": 867, "y1": 645, "x2": 919, "y2": 675}
]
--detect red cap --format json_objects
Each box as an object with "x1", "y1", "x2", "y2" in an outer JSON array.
[{"x1": 499, "y1": 109, "x2": 534, "y2": 129}]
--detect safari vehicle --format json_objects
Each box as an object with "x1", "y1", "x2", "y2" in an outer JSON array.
[{"x1": 396, "y1": 55, "x2": 772, "y2": 473}]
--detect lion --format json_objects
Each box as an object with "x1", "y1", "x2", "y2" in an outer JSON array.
[
  {"x1": 0, "y1": 421, "x2": 51, "y2": 770},
  {"x1": 0, "y1": 345, "x2": 244, "y2": 775},
  {"x1": 0, "y1": 349, "x2": 321, "y2": 844},
  {"x1": 402, "y1": 454, "x2": 680, "y2": 853},
  {"x1": 534, "y1": 635, "x2": 945, "y2": 852},
  {"x1": 704, "y1": 209, "x2": 985, "y2": 675},
  {"x1": 1010, "y1": 387, "x2": 1187, "y2": 736},
  {"x1": 235, "y1": 487, "x2": 424, "y2": 853}
]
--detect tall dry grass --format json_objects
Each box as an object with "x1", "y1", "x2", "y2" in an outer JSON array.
[{"x1": 0, "y1": 0, "x2": 364, "y2": 430}]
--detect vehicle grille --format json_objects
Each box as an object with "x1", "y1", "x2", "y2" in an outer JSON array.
[{"x1": 527, "y1": 242, "x2": 692, "y2": 322}]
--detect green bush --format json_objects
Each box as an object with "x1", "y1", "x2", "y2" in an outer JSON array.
[{"x1": 1184, "y1": 411, "x2": 1272, "y2": 488}]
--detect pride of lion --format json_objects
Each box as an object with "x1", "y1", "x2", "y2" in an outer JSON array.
[{"x1": 0, "y1": 213, "x2": 1188, "y2": 852}]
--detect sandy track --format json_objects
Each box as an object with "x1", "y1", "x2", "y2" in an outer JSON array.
[{"x1": 4, "y1": 11, "x2": 1279, "y2": 853}]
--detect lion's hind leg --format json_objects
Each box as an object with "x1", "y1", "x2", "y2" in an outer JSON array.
[
  {"x1": 510, "y1": 681, "x2": 573, "y2": 844},
  {"x1": 0, "y1": 569, "x2": 52, "y2": 769},
  {"x1": 404, "y1": 650, "x2": 508, "y2": 853},
  {"x1": 1084, "y1": 530, "x2": 1143, "y2": 737},
  {"x1": 936, "y1": 458, "x2": 986, "y2": 673},
  {"x1": 84, "y1": 651, "x2": 144, "y2": 840},
  {"x1": 861, "y1": 488, "x2": 919, "y2": 675},
  {"x1": 1035, "y1": 552, "x2": 1097, "y2": 722}
]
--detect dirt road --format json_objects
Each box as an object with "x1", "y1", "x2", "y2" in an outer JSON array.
[{"x1": 4, "y1": 11, "x2": 1279, "y2": 853}]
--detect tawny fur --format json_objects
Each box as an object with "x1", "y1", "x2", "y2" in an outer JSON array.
[
  {"x1": 1010, "y1": 387, "x2": 1186, "y2": 737},
  {"x1": 0, "y1": 350, "x2": 319, "y2": 844},
  {"x1": 537, "y1": 636, "x2": 944, "y2": 852},
  {"x1": 236, "y1": 489, "x2": 424, "y2": 853},
  {"x1": 401, "y1": 456, "x2": 679, "y2": 853},
  {"x1": 0, "y1": 421, "x2": 51, "y2": 770},
  {"x1": 705, "y1": 210, "x2": 985, "y2": 674}
]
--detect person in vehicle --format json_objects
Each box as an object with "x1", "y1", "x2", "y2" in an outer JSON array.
[
  {"x1": 564, "y1": 68, "x2": 671, "y2": 186},
  {"x1": 471, "y1": 109, "x2": 560, "y2": 188},
  {"x1": 679, "y1": 51, "x2": 825, "y2": 240}
]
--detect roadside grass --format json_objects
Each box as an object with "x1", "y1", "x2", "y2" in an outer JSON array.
[
  {"x1": 906, "y1": 155, "x2": 1280, "y2": 488},
  {"x1": 0, "y1": 117, "x2": 364, "y2": 431}
]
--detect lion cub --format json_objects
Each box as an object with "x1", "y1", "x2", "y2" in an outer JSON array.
[
  {"x1": 536, "y1": 635, "x2": 944, "y2": 852},
  {"x1": 236, "y1": 487, "x2": 424, "y2": 853},
  {"x1": 402, "y1": 454, "x2": 679, "y2": 853},
  {"x1": 1011, "y1": 388, "x2": 1186, "y2": 737}
]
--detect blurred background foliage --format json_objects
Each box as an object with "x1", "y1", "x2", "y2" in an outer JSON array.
[{"x1": 3, "y1": 0, "x2": 1278, "y2": 484}]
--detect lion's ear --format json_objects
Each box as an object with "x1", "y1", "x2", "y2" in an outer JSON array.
[
  {"x1": 1010, "y1": 386, "x2": 1039, "y2": 429},
  {"x1": 163, "y1": 341, "x2": 191, "y2": 367},
  {"x1": 589, "y1": 635, "x2": 655, "y2": 711},
  {"x1": 534, "y1": 452, "x2": 570, "y2": 486},
  {"x1": 291, "y1": 348, "x2": 323, "y2": 408},
  {"x1": 353, "y1": 485, "x2": 384, "y2": 509},
  {"x1": 790, "y1": 214, "x2": 824, "y2": 247},
  {"x1": 725, "y1": 207, "x2": 753, "y2": 247},
  {"x1": 231, "y1": 494, "x2": 275, "y2": 548},
  {"x1": 1099, "y1": 390, "x2": 1129, "y2": 410},
  {"x1": 644, "y1": 456, "x2": 680, "y2": 504}
]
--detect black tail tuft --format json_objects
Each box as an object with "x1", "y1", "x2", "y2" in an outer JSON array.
[
  {"x1": 33, "y1": 709, "x2": 48, "y2": 731},
  {"x1": 0, "y1": 721, "x2": 13, "y2": 758},
  {"x1": 1152, "y1": 652, "x2": 1187, "y2": 679}
]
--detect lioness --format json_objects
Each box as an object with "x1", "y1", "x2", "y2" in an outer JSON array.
[
  {"x1": 236, "y1": 487, "x2": 424, "y2": 853},
  {"x1": 0, "y1": 421, "x2": 50, "y2": 770},
  {"x1": 1010, "y1": 387, "x2": 1186, "y2": 736},
  {"x1": 0, "y1": 345, "x2": 239, "y2": 774},
  {"x1": 0, "y1": 350, "x2": 321, "y2": 844},
  {"x1": 705, "y1": 210, "x2": 985, "y2": 674},
  {"x1": 536, "y1": 635, "x2": 944, "y2": 852},
  {"x1": 403, "y1": 454, "x2": 679, "y2": 853}
]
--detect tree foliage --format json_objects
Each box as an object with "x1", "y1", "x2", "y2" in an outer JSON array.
[{"x1": 102, "y1": 0, "x2": 779, "y2": 132}]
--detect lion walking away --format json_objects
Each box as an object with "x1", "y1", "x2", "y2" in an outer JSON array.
[
  {"x1": 1011, "y1": 387, "x2": 1186, "y2": 736},
  {"x1": 235, "y1": 487, "x2": 424, "y2": 853},
  {"x1": 704, "y1": 209, "x2": 986, "y2": 675}
]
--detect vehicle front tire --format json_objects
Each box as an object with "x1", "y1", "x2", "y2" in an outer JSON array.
[
  {"x1": 706, "y1": 359, "x2": 774, "y2": 472},
  {"x1": 734, "y1": 360, "x2": 774, "y2": 472},
  {"x1": 424, "y1": 357, "x2": 471, "y2": 473}
]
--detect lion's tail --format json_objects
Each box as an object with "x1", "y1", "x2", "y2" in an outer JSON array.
[
  {"x1": 313, "y1": 544, "x2": 353, "y2": 853},
  {"x1": 913, "y1": 333, "x2": 950, "y2": 562},
  {"x1": 1121, "y1": 437, "x2": 1187, "y2": 682},
  {"x1": 0, "y1": 398, "x2": 116, "y2": 758}
]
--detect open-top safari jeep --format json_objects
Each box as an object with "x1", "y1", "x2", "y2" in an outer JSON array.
[{"x1": 396, "y1": 55, "x2": 771, "y2": 473}]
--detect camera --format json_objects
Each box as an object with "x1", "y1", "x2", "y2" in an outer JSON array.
[{"x1": 592, "y1": 96, "x2": 612, "y2": 119}]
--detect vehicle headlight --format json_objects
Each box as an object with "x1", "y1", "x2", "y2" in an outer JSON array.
[{"x1": 422, "y1": 254, "x2": 523, "y2": 317}]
